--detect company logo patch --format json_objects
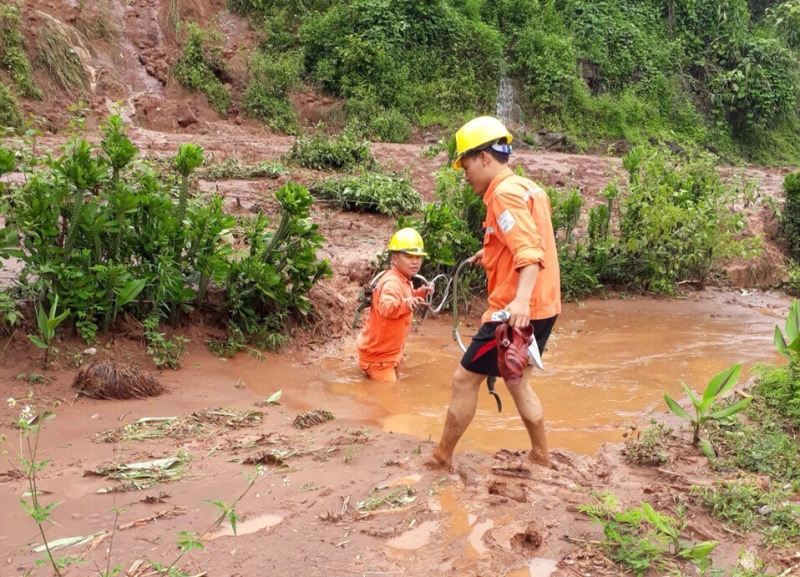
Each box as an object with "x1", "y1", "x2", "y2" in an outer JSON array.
[{"x1": 497, "y1": 209, "x2": 516, "y2": 233}]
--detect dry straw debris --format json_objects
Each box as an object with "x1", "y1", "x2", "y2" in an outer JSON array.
[{"x1": 73, "y1": 362, "x2": 165, "y2": 400}]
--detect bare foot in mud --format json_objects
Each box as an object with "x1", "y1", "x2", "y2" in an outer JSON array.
[
  {"x1": 528, "y1": 449, "x2": 554, "y2": 470},
  {"x1": 424, "y1": 448, "x2": 453, "y2": 472}
]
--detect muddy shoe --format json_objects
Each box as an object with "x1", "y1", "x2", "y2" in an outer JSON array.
[{"x1": 495, "y1": 323, "x2": 533, "y2": 386}]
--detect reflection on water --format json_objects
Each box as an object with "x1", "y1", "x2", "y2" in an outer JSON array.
[
  {"x1": 204, "y1": 513, "x2": 283, "y2": 540},
  {"x1": 506, "y1": 557, "x2": 559, "y2": 577},
  {"x1": 247, "y1": 297, "x2": 784, "y2": 456}
]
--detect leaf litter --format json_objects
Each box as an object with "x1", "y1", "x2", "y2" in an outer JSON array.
[
  {"x1": 92, "y1": 408, "x2": 265, "y2": 443},
  {"x1": 84, "y1": 455, "x2": 188, "y2": 492}
]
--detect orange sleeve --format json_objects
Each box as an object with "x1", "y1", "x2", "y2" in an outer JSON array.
[
  {"x1": 492, "y1": 190, "x2": 546, "y2": 270},
  {"x1": 377, "y1": 277, "x2": 411, "y2": 319}
]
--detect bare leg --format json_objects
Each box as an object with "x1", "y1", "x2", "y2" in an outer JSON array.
[
  {"x1": 505, "y1": 367, "x2": 550, "y2": 467},
  {"x1": 429, "y1": 366, "x2": 485, "y2": 471}
]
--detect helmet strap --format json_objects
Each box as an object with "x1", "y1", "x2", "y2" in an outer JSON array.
[{"x1": 490, "y1": 141, "x2": 513, "y2": 155}]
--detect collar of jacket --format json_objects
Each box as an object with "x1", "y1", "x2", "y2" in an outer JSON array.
[{"x1": 482, "y1": 167, "x2": 515, "y2": 207}]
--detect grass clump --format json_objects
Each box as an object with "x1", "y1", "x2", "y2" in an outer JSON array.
[
  {"x1": 708, "y1": 392, "x2": 800, "y2": 484},
  {"x1": 35, "y1": 13, "x2": 86, "y2": 91},
  {"x1": 309, "y1": 172, "x2": 422, "y2": 216},
  {"x1": 755, "y1": 364, "x2": 800, "y2": 427},
  {"x1": 0, "y1": 1, "x2": 41, "y2": 99},
  {"x1": 623, "y1": 420, "x2": 671, "y2": 467},
  {"x1": 172, "y1": 23, "x2": 231, "y2": 115},
  {"x1": 693, "y1": 480, "x2": 800, "y2": 547},
  {"x1": 288, "y1": 130, "x2": 376, "y2": 171}
]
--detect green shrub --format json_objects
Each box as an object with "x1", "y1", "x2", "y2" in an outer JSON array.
[
  {"x1": 781, "y1": 171, "x2": 800, "y2": 262},
  {"x1": 0, "y1": 83, "x2": 22, "y2": 128},
  {"x1": 708, "y1": 395, "x2": 800, "y2": 482},
  {"x1": 345, "y1": 99, "x2": 411, "y2": 143},
  {"x1": 224, "y1": 183, "x2": 331, "y2": 335},
  {"x1": 229, "y1": 0, "x2": 332, "y2": 21},
  {"x1": 755, "y1": 364, "x2": 800, "y2": 425},
  {"x1": 560, "y1": 0, "x2": 676, "y2": 93},
  {"x1": 172, "y1": 23, "x2": 231, "y2": 115},
  {"x1": 615, "y1": 144, "x2": 760, "y2": 293},
  {"x1": 693, "y1": 481, "x2": 800, "y2": 546},
  {"x1": 0, "y1": 2, "x2": 41, "y2": 99},
  {"x1": 309, "y1": 172, "x2": 422, "y2": 216},
  {"x1": 288, "y1": 130, "x2": 376, "y2": 171},
  {"x1": 0, "y1": 116, "x2": 330, "y2": 350},
  {"x1": 513, "y1": 26, "x2": 578, "y2": 113},
  {"x1": 301, "y1": 0, "x2": 502, "y2": 123},
  {"x1": 241, "y1": 49, "x2": 302, "y2": 132},
  {"x1": 396, "y1": 167, "x2": 484, "y2": 309}
]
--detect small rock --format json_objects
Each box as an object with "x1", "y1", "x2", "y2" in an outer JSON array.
[
  {"x1": 177, "y1": 110, "x2": 198, "y2": 128},
  {"x1": 534, "y1": 131, "x2": 566, "y2": 151},
  {"x1": 83, "y1": 347, "x2": 97, "y2": 356},
  {"x1": 91, "y1": 413, "x2": 100, "y2": 419},
  {"x1": 757, "y1": 505, "x2": 772, "y2": 516},
  {"x1": 234, "y1": 116, "x2": 243, "y2": 126}
]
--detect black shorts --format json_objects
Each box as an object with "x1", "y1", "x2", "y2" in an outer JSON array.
[{"x1": 460, "y1": 315, "x2": 557, "y2": 377}]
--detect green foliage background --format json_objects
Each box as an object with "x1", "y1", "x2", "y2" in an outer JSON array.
[{"x1": 221, "y1": 0, "x2": 800, "y2": 163}]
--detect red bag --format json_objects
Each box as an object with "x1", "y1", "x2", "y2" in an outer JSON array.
[{"x1": 495, "y1": 323, "x2": 533, "y2": 386}]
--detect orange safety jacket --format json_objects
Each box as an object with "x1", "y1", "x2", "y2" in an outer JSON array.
[
  {"x1": 356, "y1": 267, "x2": 427, "y2": 365},
  {"x1": 481, "y1": 168, "x2": 561, "y2": 324}
]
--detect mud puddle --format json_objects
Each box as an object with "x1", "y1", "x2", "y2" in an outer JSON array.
[{"x1": 246, "y1": 294, "x2": 785, "y2": 456}]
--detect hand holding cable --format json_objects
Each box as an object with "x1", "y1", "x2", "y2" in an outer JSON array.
[{"x1": 404, "y1": 295, "x2": 428, "y2": 312}]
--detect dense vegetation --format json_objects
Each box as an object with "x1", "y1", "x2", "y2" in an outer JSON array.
[
  {"x1": 0, "y1": 117, "x2": 331, "y2": 365},
  {"x1": 402, "y1": 144, "x2": 760, "y2": 306},
  {"x1": 0, "y1": 0, "x2": 796, "y2": 164},
  {"x1": 215, "y1": 0, "x2": 800, "y2": 163}
]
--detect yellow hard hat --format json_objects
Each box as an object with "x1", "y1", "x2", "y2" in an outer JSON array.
[
  {"x1": 452, "y1": 116, "x2": 513, "y2": 169},
  {"x1": 387, "y1": 227, "x2": 427, "y2": 256}
]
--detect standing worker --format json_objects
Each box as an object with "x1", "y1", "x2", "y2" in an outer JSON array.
[
  {"x1": 357, "y1": 228, "x2": 433, "y2": 382},
  {"x1": 429, "y1": 117, "x2": 561, "y2": 471}
]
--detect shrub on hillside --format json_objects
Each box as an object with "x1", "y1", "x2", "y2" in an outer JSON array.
[
  {"x1": 241, "y1": 50, "x2": 302, "y2": 132},
  {"x1": 0, "y1": 1, "x2": 41, "y2": 99},
  {"x1": 345, "y1": 99, "x2": 411, "y2": 143},
  {"x1": 301, "y1": 0, "x2": 502, "y2": 123},
  {"x1": 0, "y1": 83, "x2": 22, "y2": 128},
  {"x1": 172, "y1": 23, "x2": 231, "y2": 115},
  {"x1": 781, "y1": 171, "x2": 800, "y2": 262}
]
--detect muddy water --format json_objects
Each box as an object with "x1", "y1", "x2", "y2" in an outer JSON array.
[{"x1": 247, "y1": 295, "x2": 785, "y2": 456}]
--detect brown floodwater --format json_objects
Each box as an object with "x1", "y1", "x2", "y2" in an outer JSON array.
[{"x1": 246, "y1": 294, "x2": 786, "y2": 456}]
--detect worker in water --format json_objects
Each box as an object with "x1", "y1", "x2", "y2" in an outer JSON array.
[
  {"x1": 429, "y1": 116, "x2": 561, "y2": 471},
  {"x1": 356, "y1": 228, "x2": 434, "y2": 382}
]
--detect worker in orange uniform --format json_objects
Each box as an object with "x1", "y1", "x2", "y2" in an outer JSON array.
[
  {"x1": 429, "y1": 117, "x2": 561, "y2": 471},
  {"x1": 356, "y1": 228, "x2": 434, "y2": 382}
]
